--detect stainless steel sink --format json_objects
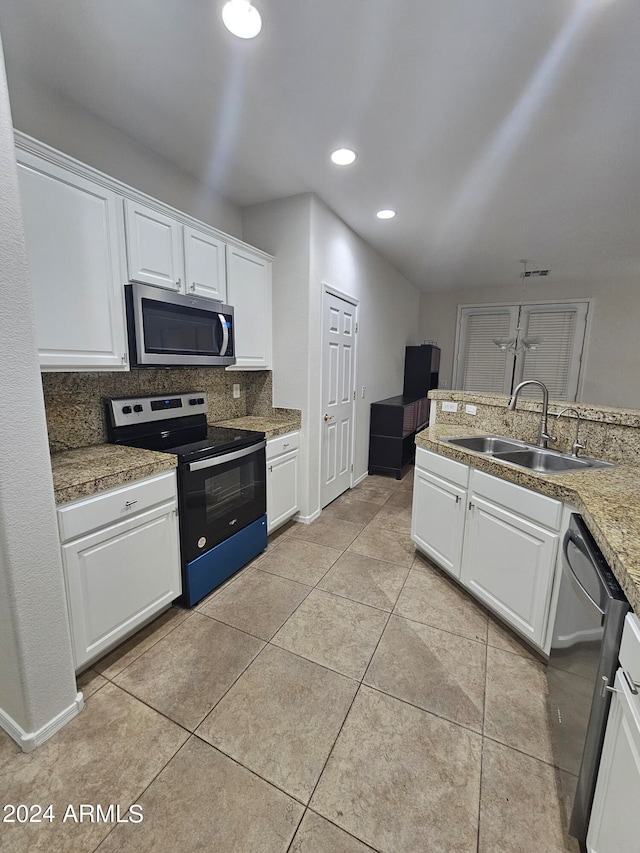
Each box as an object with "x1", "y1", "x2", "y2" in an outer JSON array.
[
  {"x1": 443, "y1": 435, "x2": 614, "y2": 473},
  {"x1": 445, "y1": 435, "x2": 528, "y2": 454}
]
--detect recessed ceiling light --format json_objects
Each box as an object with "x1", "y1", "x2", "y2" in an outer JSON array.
[
  {"x1": 222, "y1": 0, "x2": 262, "y2": 39},
  {"x1": 376, "y1": 209, "x2": 397, "y2": 219},
  {"x1": 330, "y1": 148, "x2": 357, "y2": 166}
]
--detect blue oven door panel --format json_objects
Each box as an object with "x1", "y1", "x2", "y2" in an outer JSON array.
[{"x1": 182, "y1": 514, "x2": 267, "y2": 606}]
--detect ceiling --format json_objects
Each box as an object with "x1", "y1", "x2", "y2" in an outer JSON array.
[{"x1": 0, "y1": 0, "x2": 639, "y2": 292}]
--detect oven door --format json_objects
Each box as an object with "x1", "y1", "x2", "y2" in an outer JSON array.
[{"x1": 180, "y1": 441, "x2": 266, "y2": 562}]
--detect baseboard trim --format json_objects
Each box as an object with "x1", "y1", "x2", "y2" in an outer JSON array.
[
  {"x1": 295, "y1": 508, "x2": 322, "y2": 525},
  {"x1": 352, "y1": 471, "x2": 368, "y2": 487},
  {"x1": 0, "y1": 692, "x2": 84, "y2": 753}
]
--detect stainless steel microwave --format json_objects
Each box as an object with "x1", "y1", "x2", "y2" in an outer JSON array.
[{"x1": 125, "y1": 283, "x2": 236, "y2": 367}]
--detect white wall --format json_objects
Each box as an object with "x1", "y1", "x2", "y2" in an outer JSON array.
[
  {"x1": 5, "y1": 70, "x2": 243, "y2": 238},
  {"x1": 418, "y1": 271, "x2": 640, "y2": 408},
  {"x1": 0, "y1": 37, "x2": 79, "y2": 749},
  {"x1": 308, "y1": 196, "x2": 420, "y2": 513}
]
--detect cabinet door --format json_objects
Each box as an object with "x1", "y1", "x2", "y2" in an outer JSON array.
[
  {"x1": 267, "y1": 450, "x2": 299, "y2": 533},
  {"x1": 17, "y1": 153, "x2": 127, "y2": 371},
  {"x1": 183, "y1": 226, "x2": 227, "y2": 301},
  {"x1": 461, "y1": 495, "x2": 558, "y2": 648},
  {"x1": 124, "y1": 199, "x2": 183, "y2": 290},
  {"x1": 226, "y1": 244, "x2": 272, "y2": 369},
  {"x1": 411, "y1": 468, "x2": 466, "y2": 578},
  {"x1": 587, "y1": 670, "x2": 640, "y2": 852},
  {"x1": 62, "y1": 501, "x2": 181, "y2": 669}
]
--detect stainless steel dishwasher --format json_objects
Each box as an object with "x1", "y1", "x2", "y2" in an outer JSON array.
[{"x1": 547, "y1": 513, "x2": 629, "y2": 849}]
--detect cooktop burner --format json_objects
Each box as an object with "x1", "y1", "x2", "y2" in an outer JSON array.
[{"x1": 105, "y1": 392, "x2": 265, "y2": 463}]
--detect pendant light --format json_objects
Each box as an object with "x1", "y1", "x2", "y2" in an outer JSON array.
[
  {"x1": 222, "y1": 0, "x2": 262, "y2": 39},
  {"x1": 493, "y1": 260, "x2": 543, "y2": 353}
]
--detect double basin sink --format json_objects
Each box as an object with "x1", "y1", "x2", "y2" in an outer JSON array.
[{"x1": 443, "y1": 435, "x2": 614, "y2": 474}]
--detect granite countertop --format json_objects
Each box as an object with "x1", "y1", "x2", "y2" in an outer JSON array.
[
  {"x1": 416, "y1": 424, "x2": 640, "y2": 614},
  {"x1": 51, "y1": 444, "x2": 178, "y2": 506},
  {"x1": 213, "y1": 410, "x2": 301, "y2": 439}
]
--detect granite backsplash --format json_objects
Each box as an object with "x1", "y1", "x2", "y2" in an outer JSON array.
[
  {"x1": 428, "y1": 390, "x2": 640, "y2": 466},
  {"x1": 42, "y1": 369, "x2": 286, "y2": 453}
]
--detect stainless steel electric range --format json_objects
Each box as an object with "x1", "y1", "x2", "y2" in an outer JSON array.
[{"x1": 106, "y1": 392, "x2": 267, "y2": 606}]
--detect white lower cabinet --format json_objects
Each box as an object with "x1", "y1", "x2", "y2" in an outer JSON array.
[
  {"x1": 58, "y1": 471, "x2": 181, "y2": 671},
  {"x1": 461, "y1": 494, "x2": 558, "y2": 649},
  {"x1": 587, "y1": 615, "x2": 640, "y2": 852},
  {"x1": 411, "y1": 466, "x2": 467, "y2": 579},
  {"x1": 412, "y1": 447, "x2": 562, "y2": 652},
  {"x1": 266, "y1": 432, "x2": 299, "y2": 533}
]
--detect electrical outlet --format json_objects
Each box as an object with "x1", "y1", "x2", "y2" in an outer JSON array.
[
  {"x1": 232, "y1": 383, "x2": 241, "y2": 399},
  {"x1": 441, "y1": 401, "x2": 458, "y2": 413},
  {"x1": 465, "y1": 404, "x2": 477, "y2": 415}
]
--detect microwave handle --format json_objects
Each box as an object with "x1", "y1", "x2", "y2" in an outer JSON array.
[{"x1": 218, "y1": 314, "x2": 229, "y2": 356}]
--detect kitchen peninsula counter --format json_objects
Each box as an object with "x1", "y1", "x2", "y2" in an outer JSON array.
[
  {"x1": 416, "y1": 424, "x2": 640, "y2": 615},
  {"x1": 51, "y1": 444, "x2": 178, "y2": 505}
]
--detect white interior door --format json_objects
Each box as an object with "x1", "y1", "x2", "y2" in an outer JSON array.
[{"x1": 321, "y1": 289, "x2": 357, "y2": 508}]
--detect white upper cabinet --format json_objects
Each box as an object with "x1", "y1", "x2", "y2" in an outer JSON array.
[
  {"x1": 226, "y1": 244, "x2": 272, "y2": 370},
  {"x1": 17, "y1": 150, "x2": 127, "y2": 371},
  {"x1": 124, "y1": 199, "x2": 183, "y2": 291},
  {"x1": 183, "y1": 226, "x2": 227, "y2": 302}
]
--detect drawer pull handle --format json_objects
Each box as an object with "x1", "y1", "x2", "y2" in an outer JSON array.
[
  {"x1": 601, "y1": 671, "x2": 640, "y2": 698},
  {"x1": 124, "y1": 500, "x2": 138, "y2": 509},
  {"x1": 283, "y1": 443, "x2": 290, "y2": 448}
]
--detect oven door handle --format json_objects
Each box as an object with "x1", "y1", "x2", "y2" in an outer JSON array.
[
  {"x1": 188, "y1": 440, "x2": 266, "y2": 472},
  {"x1": 218, "y1": 314, "x2": 229, "y2": 356}
]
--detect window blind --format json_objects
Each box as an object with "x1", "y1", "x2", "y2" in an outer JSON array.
[{"x1": 458, "y1": 309, "x2": 515, "y2": 394}]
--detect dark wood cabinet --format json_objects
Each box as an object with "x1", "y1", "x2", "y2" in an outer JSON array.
[{"x1": 368, "y1": 395, "x2": 429, "y2": 479}]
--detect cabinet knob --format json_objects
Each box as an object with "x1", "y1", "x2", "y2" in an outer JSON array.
[{"x1": 176, "y1": 278, "x2": 182, "y2": 287}]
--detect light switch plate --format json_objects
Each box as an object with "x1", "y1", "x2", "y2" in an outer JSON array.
[
  {"x1": 465, "y1": 404, "x2": 477, "y2": 415},
  {"x1": 441, "y1": 401, "x2": 458, "y2": 412},
  {"x1": 232, "y1": 383, "x2": 241, "y2": 399}
]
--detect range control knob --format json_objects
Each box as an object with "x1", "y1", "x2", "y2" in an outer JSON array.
[
  {"x1": 122, "y1": 405, "x2": 132, "y2": 414},
  {"x1": 133, "y1": 404, "x2": 143, "y2": 413},
  {"x1": 189, "y1": 398, "x2": 198, "y2": 406},
  {"x1": 197, "y1": 397, "x2": 205, "y2": 405}
]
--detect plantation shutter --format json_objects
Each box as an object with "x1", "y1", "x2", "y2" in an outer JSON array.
[
  {"x1": 515, "y1": 303, "x2": 589, "y2": 401},
  {"x1": 454, "y1": 307, "x2": 518, "y2": 394}
]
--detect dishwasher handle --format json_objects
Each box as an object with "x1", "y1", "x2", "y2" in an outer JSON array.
[{"x1": 563, "y1": 529, "x2": 606, "y2": 618}]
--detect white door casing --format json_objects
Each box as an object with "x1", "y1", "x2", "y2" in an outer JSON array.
[{"x1": 321, "y1": 288, "x2": 358, "y2": 508}]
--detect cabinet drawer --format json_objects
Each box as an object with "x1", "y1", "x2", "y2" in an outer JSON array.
[
  {"x1": 470, "y1": 469, "x2": 561, "y2": 530},
  {"x1": 415, "y1": 446, "x2": 469, "y2": 488},
  {"x1": 266, "y1": 431, "x2": 300, "y2": 460},
  {"x1": 58, "y1": 471, "x2": 177, "y2": 543}
]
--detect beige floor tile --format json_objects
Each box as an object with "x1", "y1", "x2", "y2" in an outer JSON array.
[
  {"x1": 98, "y1": 736, "x2": 303, "y2": 853},
  {"x1": 348, "y1": 525, "x2": 416, "y2": 567},
  {"x1": 364, "y1": 615, "x2": 486, "y2": 732},
  {"x1": 268, "y1": 518, "x2": 300, "y2": 545},
  {"x1": 197, "y1": 645, "x2": 358, "y2": 803},
  {"x1": 349, "y1": 482, "x2": 398, "y2": 506},
  {"x1": 76, "y1": 668, "x2": 108, "y2": 699},
  {"x1": 257, "y1": 537, "x2": 343, "y2": 585},
  {"x1": 322, "y1": 494, "x2": 382, "y2": 525},
  {"x1": 484, "y1": 645, "x2": 554, "y2": 764},
  {"x1": 318, "y1": 551, "x2": 410, "y2": 611},
  {"x1": 271, "y1": 589, "x2": 388, "y2": 680},
  {"x1": 365, "y1": 504, "x2": 413, "y2": 536},
  {"x1": 487, "y1": 615, "x2": 542, "y2": 662},
  {"x1": 94, "y1": 606, "x2": 192, "y2": 680},
  {"x1": 113, "y1": 612, "x2": 263, "y2": 730},
  {"x1": 311, "y1": 686, "x2": 482, "y2": 853},
  {"x1": 193, "y1": 561, "x2": 258, "y2": 611},
  {"x1": 394, "y1": 562, "x2": 489, "y2": 642},
  {"x1": 291, "y1": 515, "x2": 364, "y2": 549},
  {"x1": 479, "y1": 739, "x2": 579, "y2": 853},
  {"x1": 290, "y1": 810, "x2": 377, "y2": 852},
  {"x1": 384, "y1": 488, "x2": 413, "y2": 510},
  {"x1": 0, "y1": 684, "x2": 188, "y2": 853},
  {"x1": 199, "y1": 569, "x2": 311, "y2": 640}
]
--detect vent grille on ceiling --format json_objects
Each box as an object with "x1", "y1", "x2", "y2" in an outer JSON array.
[{"x1": 523, "y1": 269, "x2": 550, "y2": 277}]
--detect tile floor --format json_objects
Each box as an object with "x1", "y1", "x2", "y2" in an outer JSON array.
[{"x1": 0, "y1": 470, "x2": 579, "y2": 853}]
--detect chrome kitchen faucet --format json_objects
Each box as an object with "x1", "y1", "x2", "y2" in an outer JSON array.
[{"x1": 507, "y1": 380, "x2": 556, "y2": 449}]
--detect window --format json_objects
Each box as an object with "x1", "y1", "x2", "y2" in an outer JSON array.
[{"x1": 453, "y1": 302, "x2": 589, "y2": 400}]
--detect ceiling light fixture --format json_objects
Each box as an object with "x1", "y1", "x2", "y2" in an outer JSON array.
[
  {"x1": 330, "y1": 148, "x2": 357, "y2": 166},
  {"x1": 222, "y1": 0, "x2": 262, "y2": 39},
  {"x1": 376, "y1": 209, "x2": 397, "y2": 220},
  {"x1": 492, "y1": 260, "x2": 544, "y2": 353}
]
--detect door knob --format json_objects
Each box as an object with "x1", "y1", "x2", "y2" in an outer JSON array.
[{"x1": 324, "y1": 413, "x2": 334, "y2": 422}]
